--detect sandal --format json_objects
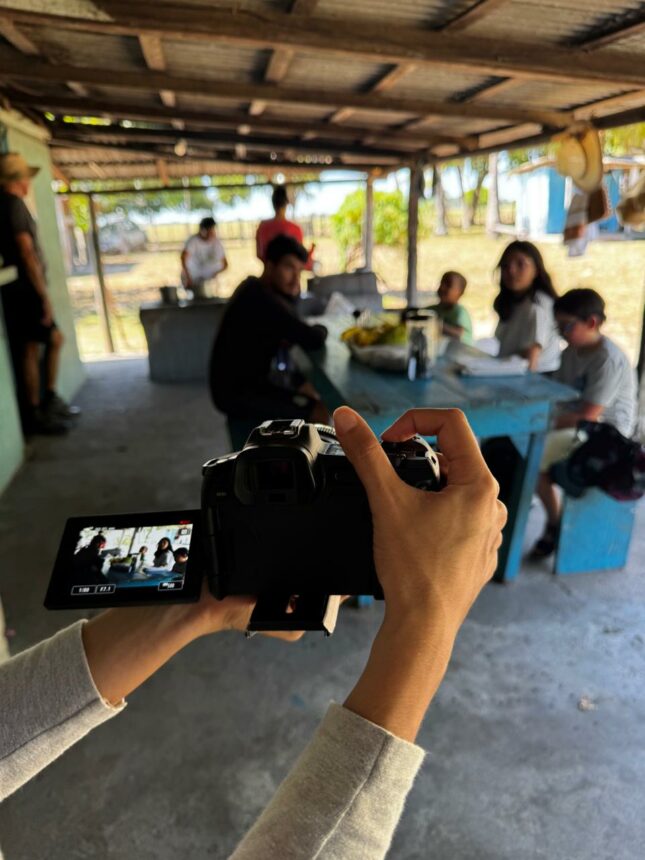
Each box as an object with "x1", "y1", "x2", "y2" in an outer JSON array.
[{"x1": 530, "y1": 523, "x2": 559, "y2": 559}]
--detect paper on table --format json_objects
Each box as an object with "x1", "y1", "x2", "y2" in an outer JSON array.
[{"x1": 459, "y1": 355, "x2": 529, "y2": 376}]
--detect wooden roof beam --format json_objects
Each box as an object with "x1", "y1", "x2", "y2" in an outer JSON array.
[
  {"x1": 48, "y1": 123, "x2": 417, "y2": 160},
  {"x1": 249, "y1": 0, "x2": 319, "y2": 117},
  {"x1": 0, "y1": 16, "x2": 88, "y2": 98},
  {"x1": 0, "y1": 56, "x2": 573, "y2": 126},
  {"x1": 2, "y1": 4, "x2": 644, "y2": 89},
  {"x1": 7, "y1": 92, "x2": 478, "y2": 148}
]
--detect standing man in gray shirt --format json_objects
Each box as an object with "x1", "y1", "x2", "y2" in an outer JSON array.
[
  {"x1": 0, "y1": 152, "x2": 78, "y2": 435},
  {"x1": 531, "y1": 288, "x2": 637, "y2": 557}
]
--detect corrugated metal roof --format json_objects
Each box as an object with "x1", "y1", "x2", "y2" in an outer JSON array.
[
  {"x1": 464, "y1": 0, "x2": 644, "y2": 44},
  {"x1": 316, "y1": 0, "x2": 475, "y2": 28},
  {"x1": 162, "y1": 40, "x2": 265, "y2": 82},
  {"x1": 0, "y1": 0, "x2": 640, "y2": 184},
  {"x1": 386, "y1": 67, "x2": 492, "y2": 101},
  {"x1": 284, "y1": 53, "x2": 387, "y2": 91},
  {"x1": 476, "y1": 80, "x2": 631, "y2": 111},
  {"x1": 22, "y1": 26, "x2": 143, "y2": 70}
]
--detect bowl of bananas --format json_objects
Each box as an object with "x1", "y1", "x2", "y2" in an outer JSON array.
[{"x1": 340, "y1": 315, "x2": 408, "y2": 372}]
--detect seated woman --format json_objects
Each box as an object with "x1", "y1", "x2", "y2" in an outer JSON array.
[{"x1": 494, "y1": 240, "x2": 561, "y2": 373}]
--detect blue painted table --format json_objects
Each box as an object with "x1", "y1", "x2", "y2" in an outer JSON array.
[{"x1": 296, "y1": 318, "x2": 577, "y2": 583}]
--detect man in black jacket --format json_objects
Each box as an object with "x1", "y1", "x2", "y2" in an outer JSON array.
[{"x1": 209, "y1": 235, "x2": 330, "y2": 424}]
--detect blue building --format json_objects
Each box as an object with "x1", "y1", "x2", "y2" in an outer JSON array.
[{"x1": 509, "y1": 157, "x2": 642, "y2": 238}]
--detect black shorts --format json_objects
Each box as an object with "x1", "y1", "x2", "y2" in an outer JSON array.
[
  {"x1": 1, "y1": 281, "x2": 57, "y2": 346},
  {"x1": 217, "y1": 384, "x2": 318, "y2": 422}
]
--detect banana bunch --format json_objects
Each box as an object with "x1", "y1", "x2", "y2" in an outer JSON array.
[{"x1": 341, "y1": 316, "x2": 407, "y2": 347}]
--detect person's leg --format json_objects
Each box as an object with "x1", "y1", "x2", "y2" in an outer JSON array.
[
  {"x1": 537, "y1": 472, "x2": 560, "y2": 526},
  {"x1": 22, "y1": 341, "x2": 41, "y2": 408},
  {"x1": 41, "y1": 326, "x2": 80, "y2": 419},
  {"x1": 530, "y1": 429, "x2": 578, "y2": 558},
  {"x1": 44, "y1": 326, "x2": 64, "y2": 394}
]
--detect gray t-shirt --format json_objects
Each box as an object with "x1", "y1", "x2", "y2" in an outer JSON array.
[
  {"x1": 495, "y1": 292, "x2": 561, "y2": 372},
  {"x1": 555, "y1": 335, "x2": 637, "y2": 437}
]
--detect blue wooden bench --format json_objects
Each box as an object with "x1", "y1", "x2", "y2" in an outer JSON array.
[{"x1": 555, "y1": 488, "x2": 637, "y2": 575}]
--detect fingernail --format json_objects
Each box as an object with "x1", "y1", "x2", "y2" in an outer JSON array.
[{"x1": 333, "y1": 407, "x2": 357, "y2": 433}]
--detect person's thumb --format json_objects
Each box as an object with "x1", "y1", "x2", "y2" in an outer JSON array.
[{"x1": 333, "y1": 406, "x2": 396, "y2": 503}]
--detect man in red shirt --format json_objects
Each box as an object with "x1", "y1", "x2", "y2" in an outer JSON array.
[{"x1": 256, "y1": 185, "x2": 314, "y2": 269}]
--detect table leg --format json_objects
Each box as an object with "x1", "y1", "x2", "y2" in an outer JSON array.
[{"x1": 493, "y1": 431, "x2": 546, "y2": 583}]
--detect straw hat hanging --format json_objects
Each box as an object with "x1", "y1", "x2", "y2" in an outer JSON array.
[{"x1": 554, "y1": 124, "x2": 603, "y2": 193}]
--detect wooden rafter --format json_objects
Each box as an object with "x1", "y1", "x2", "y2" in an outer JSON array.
[
  {"x1": 1, "y1": 4, "x2": 644, "y2": 89},
  {"x1": 0, "y1": 16, "x2": 88, "y2": 97},
  {"x1": 0, "y1": 55, "x2": 574, "y2": 127},
  {"x1": 574, "y1": 9, "x2": 645, "y2": 51},
  {"x1": 139, "y1": 35, "x2": 176, "y2": 112},
  {"x1": 0, "y1": 17, "x2": 39, "y2": 55},
  {"x1": 249, "y1": 0, "x2": 320, "y2": 116},
  {"x1": 574, "y1": 88, "x2": 645, "y2": 121},
  {"x1": 7, "y1": 92, "x2": 479, "y2": 149},
  {"x1": 48, "y1": 122, "x2": 421, "y2": 160}
]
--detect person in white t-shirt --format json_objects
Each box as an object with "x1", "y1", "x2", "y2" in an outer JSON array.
[
  {"x1": 494, "y1": 240, "x2": 561, "y2": 373},
  {"x1": 180, "y1": 216, "x2": 228, "y2": 298}
]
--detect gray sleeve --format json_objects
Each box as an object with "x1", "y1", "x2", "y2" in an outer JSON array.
[
  {"x1": 581, "y1": 354, "x2": 621, "y2": 406},
  {"x1": 0, "y1": 621, "x2": 125, "y2": 801},
  {"x1": 230, "y1": 703, "x2": 425, "y2": 860}
]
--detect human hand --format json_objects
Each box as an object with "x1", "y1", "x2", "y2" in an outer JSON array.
[
  {"x1": 335, "y1": 406, "x2": 506, "y2": 741},
  {"x1": 333, "y1": 407, "x2": 506, "y2": 634},
  {"x1": 184, "y1": 583, "x2": 306, "y2": 643}
]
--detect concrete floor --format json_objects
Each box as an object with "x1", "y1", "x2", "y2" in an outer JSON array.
[{"x1": 1, "y1": 358, "x2": 644, "y2": 860}]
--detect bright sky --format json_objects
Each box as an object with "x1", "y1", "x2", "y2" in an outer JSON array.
[{"x1": 150, "y1": 163, "x2": 518, "y2": 224}]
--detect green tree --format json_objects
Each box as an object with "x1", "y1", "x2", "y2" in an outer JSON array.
[
  {"x1": 602, "y1": 123, "x2": 645, "y2": 156},
  {"x1": 332, "y1": 188, "x2": 431, "y2": 267}
]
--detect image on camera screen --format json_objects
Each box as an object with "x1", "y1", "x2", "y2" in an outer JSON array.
[{"x1": 46, "y1": 515, "x2": 201, "y2": 608}]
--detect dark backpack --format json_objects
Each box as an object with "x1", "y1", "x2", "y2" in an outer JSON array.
[{"x1": 551, "y1": 421, "x2": 645, "y2": 502}]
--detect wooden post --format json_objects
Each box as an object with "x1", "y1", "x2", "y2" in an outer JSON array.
[
  {"x1": 486, "y1": 151, "x2": 500, "y2": 235},
  {"x1": 406, "y1": 160, "x2": 424, "y2": 306},
  {"x1": 363, "y1": 173, "x2": 374, "y2": 270},
  {"x1": 88, "y1": 194, "x2": 115, "y2": 354}
]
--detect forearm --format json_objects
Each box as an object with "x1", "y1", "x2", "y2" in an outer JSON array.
[
  {"x1": 520, "y1": 343, "x2": 541, "y2": 371},
  {"x1": 82, "y1": 604, "x2": 202, "y2": 705},
  {"x1": 0, "y1": 622, "x2": 123, "y2": 801},
  {"x1": 344, "y1": 608, "x2": 456, "y2": 743},
  {"x1": 21, "y1": 247, "x2": 47, "y2": 297},
  {"x1": 442, "y1": 322, "x2": 464, "y2": 339},
  {"x1": 231, "y1": 703, "x2": 424, "y2": 860}
]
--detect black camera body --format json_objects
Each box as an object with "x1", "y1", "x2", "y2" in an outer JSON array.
[
  {"x1": 201, "y1": 420, "x2": 440, "y2": 625},
  {"x1": 46, "y1": 420, "x2": 440, "y2": 633}
]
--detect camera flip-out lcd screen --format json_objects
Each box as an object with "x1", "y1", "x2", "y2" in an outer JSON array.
[{"x1": 45, "y1": 510, "x2": 202, "y2": 609}]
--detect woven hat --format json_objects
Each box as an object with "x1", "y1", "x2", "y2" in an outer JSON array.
[
  {"x1": 0, "y1": 152, "x2": 40, "y2": 183},
  {"x1": 554, "y1": 124, "x2": 603, "y2": 193}
]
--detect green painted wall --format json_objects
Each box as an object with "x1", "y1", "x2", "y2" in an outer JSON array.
[
  {"x1": 0, "y1": 283, "x2": 23, "y2": 494},
  {"x1": 0, "y1": 111, "x2": 85, "y2": 495}
]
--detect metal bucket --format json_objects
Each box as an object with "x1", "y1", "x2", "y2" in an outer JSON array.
[{"x1": 159, "y1": 286, "x2": 179, "y2": 305}]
